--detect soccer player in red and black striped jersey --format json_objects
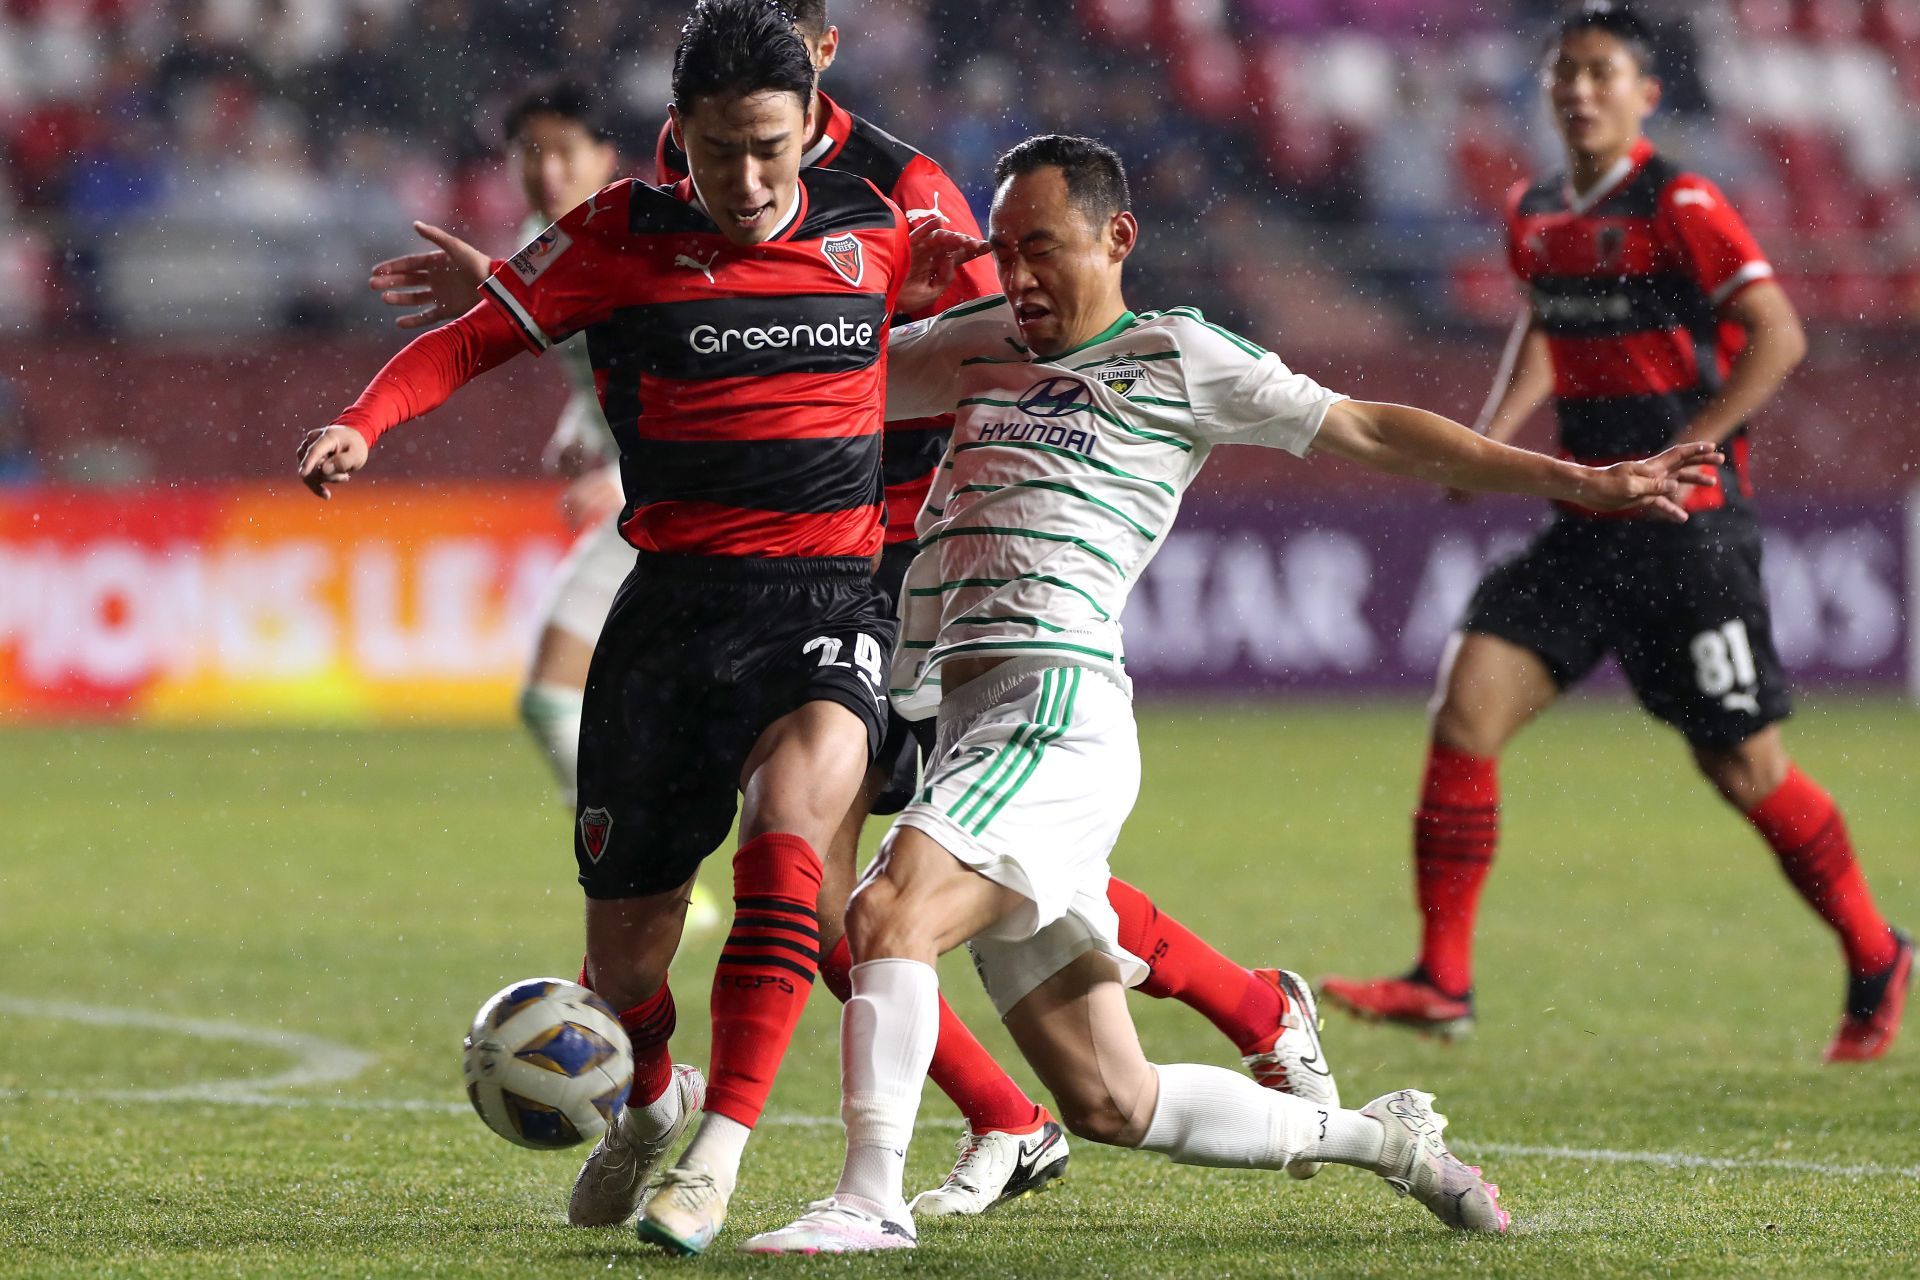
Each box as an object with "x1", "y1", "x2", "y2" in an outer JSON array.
[
  {"x1": 298, "y1": 0, "x2": 989, "y2": 1254},
  {"x1": 1322, "y1": 3, "x2": 1910, "y2": 1062}
]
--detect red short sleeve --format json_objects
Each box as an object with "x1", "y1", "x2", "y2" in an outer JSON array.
[
  {"x1": 891, "y1": 155, "x2": 998, "y2": 317},
  {"x1": 480, "y1": 182, "x2": 627, "y2": 352},
  {"x1": 1656, "y1": 174, "x2": 1773, "y2": 307}
]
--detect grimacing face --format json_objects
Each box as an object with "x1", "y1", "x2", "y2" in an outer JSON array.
[
  {"x1": 670, "y1": 89, "x2": 815, "y2": 246},
  {"x1": 512, "y1": 113, "x2": 618, "y2": 223},
  {"x1": 1545, "y1": 29, "x2": 1659, "y2": 171},
  {"x1": 987, "y1": 166, "x2": 1135, "y2": 358}
]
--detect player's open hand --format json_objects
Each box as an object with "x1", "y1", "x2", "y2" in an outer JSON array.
[
  {"x1": 297, "y1": 424, "x2": 370, "y2": 500},
  {"x1": 1578, "y1": 441, "x2": 1723, "y2": 521},
  {"x1": 899, "y1": 222, "x2": 989, "y2": 315},
  {"x1": 369, "y1": 222, "x2": 490, "y2": 329}
]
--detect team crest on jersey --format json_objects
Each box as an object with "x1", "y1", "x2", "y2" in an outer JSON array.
[
  {"x1": 1595, "y1": 224, "x2": 1625, "y2": 273},
  {"x1": 1016, "y1": 377, "x2": 1088, "y2": 418},
  {"x1": 509, "y1": 226, "x2": 573, "y2": 284},
  {"x1": 821, "y1": 233, "x2": 864, "y2": 285},
  {"x1": 579, "y1": 807, "x2": 613, "y2": 863},
  {"x1": 1088, "y1": 357, "x2": 1146, "y2": 397}
]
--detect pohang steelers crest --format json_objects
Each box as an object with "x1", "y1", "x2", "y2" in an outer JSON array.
[{"x1": 821, "y1": 233, "x2": 864, "y2": 286}]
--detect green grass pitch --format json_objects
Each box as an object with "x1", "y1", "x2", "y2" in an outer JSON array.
[{"x1": 2, "y1": 699, "x2": 1917, "y2": 1277}]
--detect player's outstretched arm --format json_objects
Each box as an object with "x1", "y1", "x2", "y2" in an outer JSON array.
[
  {"x1": 1314, "y1": 399, "x2": 1722, "y2": 521},
  {"x1": 369, "y1": 223, "x2": 493, "y2": 330},
  {"x1": 295, "y1": 302, "x2": 527, "y2": 500}
]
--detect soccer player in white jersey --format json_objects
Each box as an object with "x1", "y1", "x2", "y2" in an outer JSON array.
[{"x1": 746, "y1": 134, "x2": 1722, "y2": 1253}]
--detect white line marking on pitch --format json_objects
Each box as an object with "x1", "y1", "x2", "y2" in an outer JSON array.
[
  {"x1": 4, "y1": 998, "x2": 1911, "y2": 1182},
  {"x1": 0, "y1": 993, "x2": 374, "y2": 1102},
  {"x1": 1477, "y1": 1141, "x2": 1920, "y2": 1181}
]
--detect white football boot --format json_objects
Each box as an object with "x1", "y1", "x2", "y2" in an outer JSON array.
[
  {"x1": 567, "y1": 1064, "x2": 704, "y2": 1227},
  {"x1": 743, "y1": 1197, "x2": 917, "y2": 1254},
  {"x1": 1240, "y1": 968, "x2": 1340, "y2": 1179},
  {"x1": 636, "y1": 1162, "x2": 730, "y2": 1255},
  {"x1": 1361, "y1": 1089, "x2": 1509, "y2": 1233},
  {"x1": 908, "y1": 1119, "x2": 1069, "y2": 1217}
]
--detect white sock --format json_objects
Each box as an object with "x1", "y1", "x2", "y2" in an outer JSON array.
[
  {"x1": 518, "y1": 682, "x2": 583, "y2": 805},
  {"x1": 677, "y1": 1113, "x2": 752, "y2": 1191},
  {"x1": 832, "y1": 958, "x2": 940, "y2": 1219},
  {"x1": 1138, "y1": 1063, "x2": 1384, "y2": 1171},
  {"x1": 623, "y1": 1073, "x2": 684, "y2": 1144}
]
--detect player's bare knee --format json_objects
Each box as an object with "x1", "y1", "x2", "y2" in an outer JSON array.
[
  {"x1": 1431, "y1": 696, "x2": 1504, "y2": 758},
  {"x1": 1692, "y1": 730, "x2": 1788, "y2": 808},
  {"x1": 1053, "y1": 1084, "x2": 1139, "y2": 1147},
  {"x1": 843, "y1": 876, "x2": 904, "y2": 959}
]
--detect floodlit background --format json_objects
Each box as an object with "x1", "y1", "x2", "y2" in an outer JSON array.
[{"x1": 0, "y1": 0, "x2": 1915, "y2": 722}]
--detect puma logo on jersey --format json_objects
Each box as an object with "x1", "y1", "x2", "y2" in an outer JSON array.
[
  {"x1": 582, "y1": 189, "x2": 613, "y2": 224},
  {"x1": 1671, "y1": 188, "x2": 1715, "y2": 209},
  {"x1": 905, "y1": 189, "x2": 946, "y2": 226},
  {"x1": 674, "y1": 250, "x2": 720, "y2": 284}
]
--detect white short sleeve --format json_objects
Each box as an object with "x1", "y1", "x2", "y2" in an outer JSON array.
[
  {"x1": 886, "y1": 296, "x2": 1018, "y2": 420},
  {"x1": 1180, "y1": 318, "x2": 1345, "y2": 455}
]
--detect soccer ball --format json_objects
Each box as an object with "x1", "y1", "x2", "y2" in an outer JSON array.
[{"x1": 462, "y1": 977, "x2": 634, "y2": 1150}]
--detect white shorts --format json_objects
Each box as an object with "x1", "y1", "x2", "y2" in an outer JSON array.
[
  {"x1": 881, "y1": 657, "x2": 1144, "y2": 1016},
  {"x1": 538, "y1": 515, "x2": 634, "y2": 642}
]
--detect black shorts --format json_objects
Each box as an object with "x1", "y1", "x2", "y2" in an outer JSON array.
[
  {"x1": 1462, "y1": 511, "x2": 1791, "y2": 749},
  {"x1": 869, "y1": 540, "x2": 936, "y2": 816},
  {"x1": 574, "y1": 552, "x2": 896, "y2": 899}
]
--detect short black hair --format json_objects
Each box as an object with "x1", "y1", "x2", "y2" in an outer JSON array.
[
  {"x1": 783, "y1": 0, "x2": 828, "y2": 39},
  {"x1": 1555, "y1": 1, "x2": 1658, "y2": 75},
  {"x1": 992, "y1": 134, "x2": 1131, "y2": 225},
  {"x1": 672, "y1": 0, "x2": 816, "y2": 115},
  {"x1": 504, "y1": 77, "x2": 613, "y2": 144}
]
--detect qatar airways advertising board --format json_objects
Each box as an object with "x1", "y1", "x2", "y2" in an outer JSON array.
[{"x1": 0, "y1": 487, "x2": 1909, "y2": 724}]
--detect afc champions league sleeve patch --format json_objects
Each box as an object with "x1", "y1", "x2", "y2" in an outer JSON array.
[
  {"x1": 578, "y1": 806, "x2": 613, "y2": 862},
  {"x1": 821, "y1": 233, "x2": 864, "y2": 286},
  {"x1": 509, "y1": 226, "x2": 575, "y2": 285}
]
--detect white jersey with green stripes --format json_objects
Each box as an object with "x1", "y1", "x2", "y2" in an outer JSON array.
[
  {"x1": 884, "y1": 294, "x2": 1347, "y2": 718},
  {"x1": 521, "y1": 213, "x2": 617, "y2": 467}
]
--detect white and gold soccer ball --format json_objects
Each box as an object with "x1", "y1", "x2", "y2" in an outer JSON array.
[{"x1": 462, "y1": 978, "x2": 633, "y2": 1150}]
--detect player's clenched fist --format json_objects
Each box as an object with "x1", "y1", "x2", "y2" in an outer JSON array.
[{"x1": 297, "y1": 424, "x2": 370, "y2": 499}]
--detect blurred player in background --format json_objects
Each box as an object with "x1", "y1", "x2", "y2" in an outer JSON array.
[
  {"x1": 301, "y1": 0, "x2": 988, "y2": 1255},
  {"x1": 747, "y1": 132, "x2": 1716, "y2": 1254},
  {"x1": 383, "y1": 0, "x2": 1357, "y2": 1226},
  {"x1": 1321, "y1": 3, "x2": 1910, "y2": 1062},
  {"x1": 371, "y1": 79, "x2": 721, "y2": 934}
]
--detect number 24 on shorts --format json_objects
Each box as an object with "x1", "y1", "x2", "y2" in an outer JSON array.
[{"x1": 804, "y1": 633, "x2": 886, "y2": 700}]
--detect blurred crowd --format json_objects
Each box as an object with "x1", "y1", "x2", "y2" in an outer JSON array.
[{"x1": 1, "y1": 0, "x2": 1917, "y2": 344}]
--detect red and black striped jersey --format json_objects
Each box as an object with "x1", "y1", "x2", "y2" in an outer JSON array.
[
  {"x1": 1505, "y1": 137, "x2": 1775, "y2": 510},
  {"x1": 482, "y1": 170, "x2": 909, "y2": 559},
  {"x1": 658, "y1": 91, "x2": 999, "y2": 545}
]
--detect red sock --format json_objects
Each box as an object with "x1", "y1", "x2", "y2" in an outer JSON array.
[
  {"x1": 705, "y1": 832, "x2": 823, "y2": 1128},
  {"x1": 1106, "y1": 877, "x2": 1284, "y2": 1054},
  {"x1": 821, "y1": 935, "x2": 1044, "y2": 1135},
  {"x1": 1413, "y1": 744, "x2": 1499, "y2": 998},
  {"x1": 1745, "y1": 766, "x2": 1896, "y2": 977},
  {"x1": 578, "y1": 959, "x2": 677, "y2": 1107}
]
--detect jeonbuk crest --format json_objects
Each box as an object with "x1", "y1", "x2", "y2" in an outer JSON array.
[{"x1": 1090, "y1": 357, "x2": 1147, "y2": 397}]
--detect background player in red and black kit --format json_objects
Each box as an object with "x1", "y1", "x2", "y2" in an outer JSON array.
[
  {"x1": 655, "y1": 0, "x2": 1353, "y2": 1212},
  {"x1": 298, "y1": 0, "x2": 990, "y2": 1255},
  {"x1": 1323, "y1": 4, "x2": 1910, "y2": 1063}
]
